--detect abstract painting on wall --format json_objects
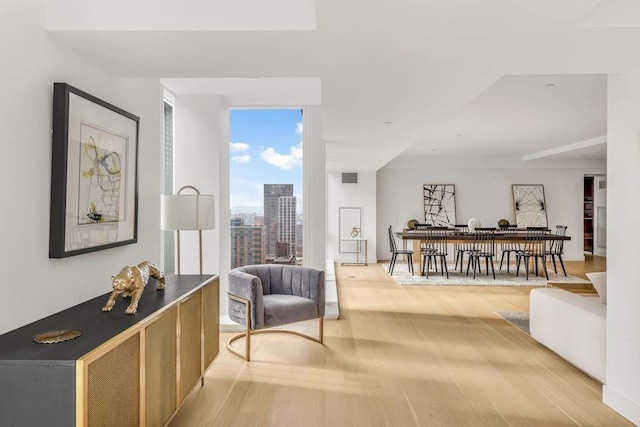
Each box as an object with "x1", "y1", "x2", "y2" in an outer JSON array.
[
  {"x1": 423, "y1": 184, "x2": 456, "y2": 227},
  {"x1": 49, "y1": 83, "x2": 139, "y2": 258},
  {"x1": 78, "y1": 124, "x2": 126, "y2": 225},
  {"x1": 512, "y1": 184, "x2": 547, "y2": 227}
]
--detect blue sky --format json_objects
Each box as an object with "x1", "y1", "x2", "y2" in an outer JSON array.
[{"x1": 229, "y1": 109, "x2": 303, "y2": 214}]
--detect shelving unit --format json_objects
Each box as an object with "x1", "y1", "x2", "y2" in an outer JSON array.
[{"x1": 584, "y1": 176, "x2": 594, "y2": 253}]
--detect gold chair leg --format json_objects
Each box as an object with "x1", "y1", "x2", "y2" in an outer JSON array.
[
  {"x1": 226, "y1": 316, "x2": 325, "y2": 361},
  {"x1": 226, "y1": 293, "x2": 252, "y2": 361}
]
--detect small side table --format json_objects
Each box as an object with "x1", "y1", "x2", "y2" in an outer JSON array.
[{"x1": 340, "y1": 237, "x2": 368, "y2": 266}]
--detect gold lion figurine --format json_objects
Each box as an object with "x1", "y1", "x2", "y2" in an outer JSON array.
[{"x1": 102, "y1": 261, "x2": 165, "y2": 315}]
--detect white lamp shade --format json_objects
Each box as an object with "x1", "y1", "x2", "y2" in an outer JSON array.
[{"x1": 161, "y1": 194, "x2": 215, "y2": 230}]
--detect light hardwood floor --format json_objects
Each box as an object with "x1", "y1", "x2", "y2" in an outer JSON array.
[{"x1": 171, "y1": 256, "x2": 627, "y2": 426}]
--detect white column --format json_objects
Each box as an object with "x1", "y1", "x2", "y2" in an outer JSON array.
[
  {"x1": 604, "y1": 71, "x2": 640, "y2": 425},
  {"x1": 303, "y1": 106, "x2": 326, "y2": 270}
]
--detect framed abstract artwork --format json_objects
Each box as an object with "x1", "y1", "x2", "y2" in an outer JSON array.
[
  {"x1": 512, "y1": 184, "x2": 547, "y2": 228},
  {"x1": 423, "y1": 184, "x2": 456, "y2": 227},
  {"x1": 49, "y1": 83, "x2": 139, "y2": 258}
]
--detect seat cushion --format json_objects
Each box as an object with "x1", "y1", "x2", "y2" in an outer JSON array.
[{"x1": 262, "y1": 294, "x2": 319, "y2": 329}]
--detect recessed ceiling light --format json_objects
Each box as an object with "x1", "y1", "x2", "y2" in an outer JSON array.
[
  {"x1": 456, "y1": 134, "x2": 463, "y2": 137},
  {"x1": 545, "y1": 83, "x2": 555, "y2": 87},
  {"x1": 383, "y1": 121, "x2": 392, "y2": 125}
]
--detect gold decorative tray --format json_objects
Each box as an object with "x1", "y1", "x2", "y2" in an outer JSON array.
[{"x1": 33, "y1": 329, "x2": 81, "y2": 344}]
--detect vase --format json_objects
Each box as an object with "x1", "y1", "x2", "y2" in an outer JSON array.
[{"x1": 468, "y1": 218, "x2": 481, "y2": 232}]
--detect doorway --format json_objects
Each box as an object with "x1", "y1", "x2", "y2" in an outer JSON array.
[{"x1": 583, "y1": 175, "x2": 606, "y2": 256}]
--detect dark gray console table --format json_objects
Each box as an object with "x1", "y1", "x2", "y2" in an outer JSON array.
[{"x1": 0, "y1": 274, "x2": 219, "y2": 427}]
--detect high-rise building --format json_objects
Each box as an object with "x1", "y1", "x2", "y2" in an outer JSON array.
[
  {"x1": 263, "y1": 184, "x2": 293, "y2": 257},
  {"x1": 230, "y1": 225, "x2": 264, "y2": 268},
  {"x1": 277, "y1": 195, "x2": 297, "y2": 259}
]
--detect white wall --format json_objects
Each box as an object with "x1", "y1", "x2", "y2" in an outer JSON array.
[
  {"x1": 376, "y1": 165, "x2": 605, "y2": 262},
  {"x1": 593, "y1": 175, "x2": 607, "y2": 257},
  {"x1": 0, "y1": 0, "x2": 162, "y2": 335},
  {"x1": 603, "y1": 72, "x2": 640, "y2": 425},
  {"x1": 174, "y1": 94, "x2": 230, "y2": 307},
  {"x1": 327, "y1": 171, "x2": 377, "y2": 264}
]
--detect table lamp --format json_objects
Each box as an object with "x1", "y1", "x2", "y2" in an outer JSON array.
[{"x1": 161, "y1": 185, "x2": 215, "y2": 275}]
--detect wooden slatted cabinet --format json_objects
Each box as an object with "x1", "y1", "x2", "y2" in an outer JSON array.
[{"x1": 0, "y1": 275, "x2": 219, "y2": 427}]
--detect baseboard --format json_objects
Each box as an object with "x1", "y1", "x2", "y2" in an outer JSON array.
[
  {"x1": 325, "y1": 260, "x2": 340, "y2": 319},
  {"x1": 325, "y1": 301, "x2": 339, "y2": 320},
  {"x1": 603, "y1": 385, "x2": 640, "y2": 425},
  {"x1": 219, "y1": 314, "x2": 245, "y2": 332}
]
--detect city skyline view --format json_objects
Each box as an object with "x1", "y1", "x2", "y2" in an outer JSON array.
[
  {"x1": 230, "y1": 109, "x2": 303, "y2": 268},
  {"x1": 229, "y1": 109, "x2": 303, "y2": 214}
]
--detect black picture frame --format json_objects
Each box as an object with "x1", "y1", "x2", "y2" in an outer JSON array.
[{"x1": 49, "y1": 83, "x2": 139, "y2": 258}]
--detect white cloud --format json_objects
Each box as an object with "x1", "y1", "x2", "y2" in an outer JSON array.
[
  {"x1": 260, "y1": 143, "x2": 303, "y2": 170},
  {"x1": 295, "y1": 122, "x2": 303, "y2": 135},
  {"x1": 230, "y1": 142, "x2": 250, "y2": 152},
  {"x1": 231, "y1": 154, "x2": 251, "y2": 164}
]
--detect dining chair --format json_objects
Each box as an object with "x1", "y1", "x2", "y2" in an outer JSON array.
[
  {"x1": 421, "y1": 227, "x2": 449, "y2": 278},
  {"x1": 388, "y1": 225, "x2": 414, "y2": 275},
  {"x1": 453, "y1": 224, "x2": 470, "y2": 272},
  {"x1": 516, "y1": 228, "x2": 549, "y2": 280},
  {"x1": 498, "y1": 224, "x2": 520, "y2": 273},
  {"x1": 546, "y1": 225, "x2": 568, "y2": 276},
  {"x1": 415, "y1": 224, "x2": 438, "y2": 273},
  {"x1": 466, "y1": 228, "x2": 496, "y2": 279}
]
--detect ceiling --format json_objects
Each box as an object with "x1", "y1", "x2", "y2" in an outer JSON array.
[{"x1": 48, "y1": 0, "x2": 639, "y2": 171}]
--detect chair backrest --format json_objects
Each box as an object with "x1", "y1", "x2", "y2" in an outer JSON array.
[
  {"x1": 414, "y1": 224, "x2": 432, "y2": 231},
  {"x1": 388, "y1": 225, "x2": 398, "y2": 253},
  {"x1": 549, "y1": 225, "x2": 568, "y2": 254},
  {"x1": 454, "y1": 224, "x2": 469, "y2": 249},
  {"x1": 423, "y1": 227, "x2": 448, "y2": 255},
  {"x1": 471, "y1": 229, "x2": 495, "y2": 255},
  {"x1": 500, "y1": 225, "x2": 521, "y2": 251},
  {"x1": 499, "y1": 224, "x2": 518, "y2": 229},
  {"x1": 232, "y1": 264, "x2": 324, "y2": 298},
  {"x1": 524, "y1": 228, "x2": 548, "y2": 255}
]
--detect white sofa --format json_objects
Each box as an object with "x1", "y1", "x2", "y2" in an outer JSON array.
[{"x1": 530, "y1": 287, "x2": 606, "y2": 382}]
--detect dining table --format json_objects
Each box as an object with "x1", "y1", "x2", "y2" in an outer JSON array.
[{"x1": 396, "y1": 229, "x2": 571, "y2": 276}]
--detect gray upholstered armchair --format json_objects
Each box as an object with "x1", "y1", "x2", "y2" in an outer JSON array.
[{"x1": 227, "y1": 264, "x2": 325, "y2": 361}]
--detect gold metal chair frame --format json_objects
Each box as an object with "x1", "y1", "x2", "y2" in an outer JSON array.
[{"x1": 226, "y1": 293, "x2": 324, "y2": 361}]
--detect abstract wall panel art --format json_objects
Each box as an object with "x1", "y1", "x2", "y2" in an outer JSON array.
[
  {"x1": 512, "y1": 184, "x2": 547, "y2": 227},
  {"x1": 423, "y1": 184, "x2": 456, "y2": 227}
]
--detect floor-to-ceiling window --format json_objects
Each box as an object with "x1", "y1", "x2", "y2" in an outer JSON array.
[{"x1": 229, "y1": 109, "x2": 303, "y2": 268}]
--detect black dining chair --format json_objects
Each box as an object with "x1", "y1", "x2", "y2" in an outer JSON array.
[
  {"x1": 546, "y1": 225, "x2": 568, "y2": 276},
  {"x1": 516, "y1": 228, "x2": 549, "y2": 280},
  {"x1": 498, "y1": 224, "x2": 520, "y2": 273},
  {"x1": 421, "y1": 227, "x2": 449, "y2": 279},
  {"x1": 415, "y1": 224, "x2": 439, "y2": 273},
  {"x1": 466, "y1": 228, "x2": 496, "y2": 279},
  {"x1": 388, "y1": 225, "x2": 414, "y2": 275},
  {"x1": 453, "y1": 224, "x2": 470, "y2": 272}
]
